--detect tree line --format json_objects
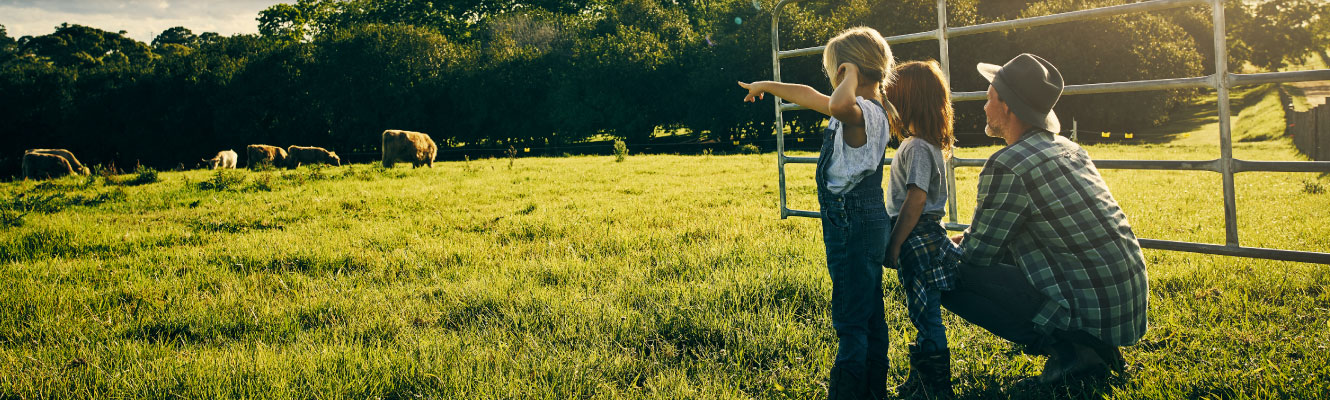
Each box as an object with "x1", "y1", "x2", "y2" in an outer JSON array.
[{"x1": 1, "y1": 0, "x2": 1325, "y2": 177}]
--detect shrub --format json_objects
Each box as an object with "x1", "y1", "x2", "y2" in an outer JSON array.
[
  {"x1": 246, "y1": 173, "x2": 276, "y2": 192},
  {"x1": 614, "y1": 140, "x2": 629, "y2": 162},
  {"x1": 462, "y1": 156, "x2": 479, "y2": 175},
  {"x1": 124, "y1": 166, "x2": 159, "y2": 186},
  {"x1": 2, "y1": 190, "x2": 126, "y2": 214},
  {"x1": 1304, "y1": 180, "x2": 1326, "y2": 195},
  {"x1": 738, "y1": 144, "x2": 760, "y2": 154},
  {"x1": 197, "y1": 170, "x2": 246, "y2": 191},
  {"x1": 0, "y1": 209, "x2": 25, "y2": 229}
]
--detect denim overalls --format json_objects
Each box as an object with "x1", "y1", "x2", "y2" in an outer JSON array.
[{"x1": 815, "y1": 100, "x2": 891, "y2": 395}]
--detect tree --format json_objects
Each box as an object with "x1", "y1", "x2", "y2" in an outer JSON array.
[
  {"x1": 0, "y1": 24, "x2": 16, "y2": 64},
  {"x1": 1230, "y1": 0, "x2": 1326, "y2": 70},
  {"x1": 20, "y1": 23, "x2": 155, "y2": 68},
  {"x1": 981, "y1": 0, "x2": 1204, "y2": 131},
  {"x1": 259, "y1": 1, "x2": 321, "y2": 41},
  {"x1": 153, "y1": 26, "x2": 198, "y2": 48}
]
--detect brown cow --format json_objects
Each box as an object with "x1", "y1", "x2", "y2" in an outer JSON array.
[
  {"x1": 381, "y1": 130, "x2": 437, "y2": 168},
  {"x1": 247, "y1": 144, "x2": 288, "y2": 169},
  {"x1": 22, "y1": 152, "x2": 75, "y2": 180},
  {"x1": 287, "y1": 146, "x2": 341, "y2": 168},
  {"x1": 26, "y1": 149, "x2": 88, "y2": 175},
  {"x1": 205, "y1": 150, "x2": 239, "y2": 170}
]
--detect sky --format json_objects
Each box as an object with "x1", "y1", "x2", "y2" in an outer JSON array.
[{"x1": 0, "y1": 0, "x2": 285, "y2": 43}]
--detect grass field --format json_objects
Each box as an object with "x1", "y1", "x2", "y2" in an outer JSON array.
[{"x1": 2, "y1": 83, "x2": 1329, "y2": 399}]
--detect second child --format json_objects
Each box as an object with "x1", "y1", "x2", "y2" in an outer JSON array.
[{"x1": 882, "y1": 60, "x2": 961, "y2": 399}]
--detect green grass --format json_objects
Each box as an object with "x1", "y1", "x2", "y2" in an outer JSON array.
[
  {"x1": 2, "y1": 90, "x2": 1329, "y2": 398},
  {"x1": 1135, "y1": 84, "x2": 1292, "y2": 147}
]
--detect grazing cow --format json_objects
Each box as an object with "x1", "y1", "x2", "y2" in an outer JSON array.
[
  {"x1": 381, "y1": 130, "x2": 437, "y2": 168},
  {"x1": 22, "y1": 152, "x2": 75, "y2": 180},
  {"x1": 287, "y1": 146, "x2": 341, "y2": 168},
  {"x1": 205, "y1": 150, "x2": 239, "y2": 170},
  {"x1": 247, "y1": 144, "x2": 288, "y2": 169},
  {"x1": 26, "y1": 149, "x2": 88, "y2": 175}
]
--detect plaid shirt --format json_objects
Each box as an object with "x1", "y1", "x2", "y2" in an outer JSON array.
[
  {"x1": 960, "y1": 130, "x2": 1149, "y2": 347},
  {"x1": 892, "y1": 215, "x2": 962, "y2": 315}
]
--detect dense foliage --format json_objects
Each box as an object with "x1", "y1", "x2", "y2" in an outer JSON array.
[{"x1": 0, "y1": 0, "x2": 1324, "y2": 176}]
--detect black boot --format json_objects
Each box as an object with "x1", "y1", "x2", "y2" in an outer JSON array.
[
  {"x1": 911, "y1": 348, "x2": 953, "y2": 399},
  {"x1": 828, "y1": 365, "x2": 868, "y2": 400},
  {"x1": 868, "y1": 359, "x2": 890, "y2": 400},
  {"x1": 893, "y1": 343, "x2": 923, "y2": 398}
]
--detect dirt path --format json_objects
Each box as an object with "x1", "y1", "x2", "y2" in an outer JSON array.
[{"x1": 1289, "y1": 80, "x2": 1330, "y2": 106}]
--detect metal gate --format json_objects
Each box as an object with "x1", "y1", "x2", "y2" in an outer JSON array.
[{"x1": 770, "y1": 0, "x2": 1330, "y2": 264}]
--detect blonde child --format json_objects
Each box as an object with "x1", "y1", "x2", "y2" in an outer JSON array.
[
  {"x1": 739, "y1": 27, "x2": 895, "y2": 399},
  {"x1": 882, "y1": 60, "x2": 960, "y2": 399}
]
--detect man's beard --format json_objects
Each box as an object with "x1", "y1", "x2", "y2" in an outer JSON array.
[{"x1": 984, "y1": 124, "x2": 1003, "y2": 138}]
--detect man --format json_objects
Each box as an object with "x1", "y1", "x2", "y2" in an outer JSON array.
[{"x1": 944, "y1": 53, "x2": 1149, "y2": 385}]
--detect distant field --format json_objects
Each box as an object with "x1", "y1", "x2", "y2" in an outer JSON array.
[{"x1": 2, "y1": 84, "x2": 1329, "y2": 398}]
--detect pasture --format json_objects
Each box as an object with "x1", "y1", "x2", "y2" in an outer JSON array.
[{"x1": 2, "y1": 86, "x2": 1329, "y2": 399}]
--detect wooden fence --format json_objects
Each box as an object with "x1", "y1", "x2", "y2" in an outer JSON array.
[{"x1": 1289, "y1": 104, "x2": 1330, "y2": 161}]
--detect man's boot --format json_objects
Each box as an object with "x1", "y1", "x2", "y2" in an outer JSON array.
[{"x1": 1040, "y1": 340, "x2": 1110, "y2": 385}]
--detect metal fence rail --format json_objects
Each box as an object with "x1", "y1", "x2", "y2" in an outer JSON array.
[{"x1": 770, "y1": 0, "x2": 1330, "y2": 264}]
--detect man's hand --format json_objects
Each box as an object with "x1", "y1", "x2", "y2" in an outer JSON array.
[{"x1": 950, "y1": 233, "x2": 964, "y2": 245}]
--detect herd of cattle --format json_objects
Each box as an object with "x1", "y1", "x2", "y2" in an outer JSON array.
[{"x1": 19, "y1": 130, "x2": 440, "y2": 180}]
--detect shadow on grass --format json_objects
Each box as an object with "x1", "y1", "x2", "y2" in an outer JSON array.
[
  {"x1": 1129, "y1": 85, "x2": 1275, "y2": 145},
  {"x1": 963, "y1": 372, "x2": 1131, "y2": 400}
]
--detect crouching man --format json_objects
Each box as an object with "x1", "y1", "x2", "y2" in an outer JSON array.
[{"x1": 946, "y1": 53, "x2": 1149, "y2": 387}]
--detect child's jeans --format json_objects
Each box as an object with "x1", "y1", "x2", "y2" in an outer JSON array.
[
  {"x1": 889, "y1": 215, "x2": 949, "y2": 353},
  {"x1": 897, "y1": 266, "x2": 947, "y2": 352},
  {"x1": 821, "y1": 192, "x2": 891, "y2": 375}
]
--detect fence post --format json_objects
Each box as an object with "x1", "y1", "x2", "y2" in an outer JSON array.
[
  {"x1": 1293, "y1": 109, "x2": 1307, "y2": 156},
  {"x1": 1319, "y1": 104, "x2": 1329, "y2": 161},
  {"x1": 1306, "y1": 107, "x2": 1314, "y2": 159}
]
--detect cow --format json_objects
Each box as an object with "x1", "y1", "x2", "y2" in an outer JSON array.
[
  {"x1": 381, "y1": 130, "x2": 437, "y2": 168},
  {"x1": 26, "y1": 149, "x2": 88, "y2": 175},
  {"x1": 247, "y1": 144, "x2": 288, "y2": 169},
  {"x1": 205, "y1": 150, "x2": 239, "y2": 170},
  {"x1": 287, "y1": 146, "x2": 341, "y2": 168},
  {"x1": 22, "y1": 152, "x2": 75, "y2": 180}
]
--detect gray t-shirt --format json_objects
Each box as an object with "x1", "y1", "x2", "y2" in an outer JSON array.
[{"x1": 885, "y1": 137, "x2": 948, "y2": 218}]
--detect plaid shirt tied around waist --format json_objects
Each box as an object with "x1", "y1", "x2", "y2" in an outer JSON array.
[{"x1": 890, "y1": 214, "x2": 962, "y2": 312}]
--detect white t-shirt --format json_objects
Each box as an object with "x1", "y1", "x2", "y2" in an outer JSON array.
[{"x1": 824, "y1": 96, "x2": 891, "y2": 195}]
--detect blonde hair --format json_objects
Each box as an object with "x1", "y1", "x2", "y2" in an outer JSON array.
[
  {"x1": 822, "y1": 27, "x2": 895, "y2": 92},
  {"x1": 886, "y1": 60, "x2": 955, "y2": 155}
]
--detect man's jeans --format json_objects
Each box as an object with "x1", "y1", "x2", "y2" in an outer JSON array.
[
  {"x1": 942, "y1": 260, "x2": 1126, "y2": 371},
  {"x1": 939, "y1": 262, "x2": 1048, "y2": 350}
]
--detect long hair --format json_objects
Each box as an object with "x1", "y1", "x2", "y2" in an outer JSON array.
[
  {"x1": 822, "y1": 27, "x2": 895, "y2": 94},
  {"x1": 886, "y1": 60, "x2": 955, "y2": 155}
]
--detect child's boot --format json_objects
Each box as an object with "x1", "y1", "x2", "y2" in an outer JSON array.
[
  {"x1": 912, "y1": 347, "x2": 953, "y2": 399},
  {"x1": 827, "y1": 365, "x2": 867, "y2": 400},
  {"x1": 893, "y1": 343, "x2": 924, "y2": 398},
  {"x1": 868, "y1": 359, "x2": 890, "y2": 400}
]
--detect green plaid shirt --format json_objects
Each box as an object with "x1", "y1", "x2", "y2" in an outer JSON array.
[{"x1": 960, "y1": 130, "x2": 1149, "y2": 346}]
